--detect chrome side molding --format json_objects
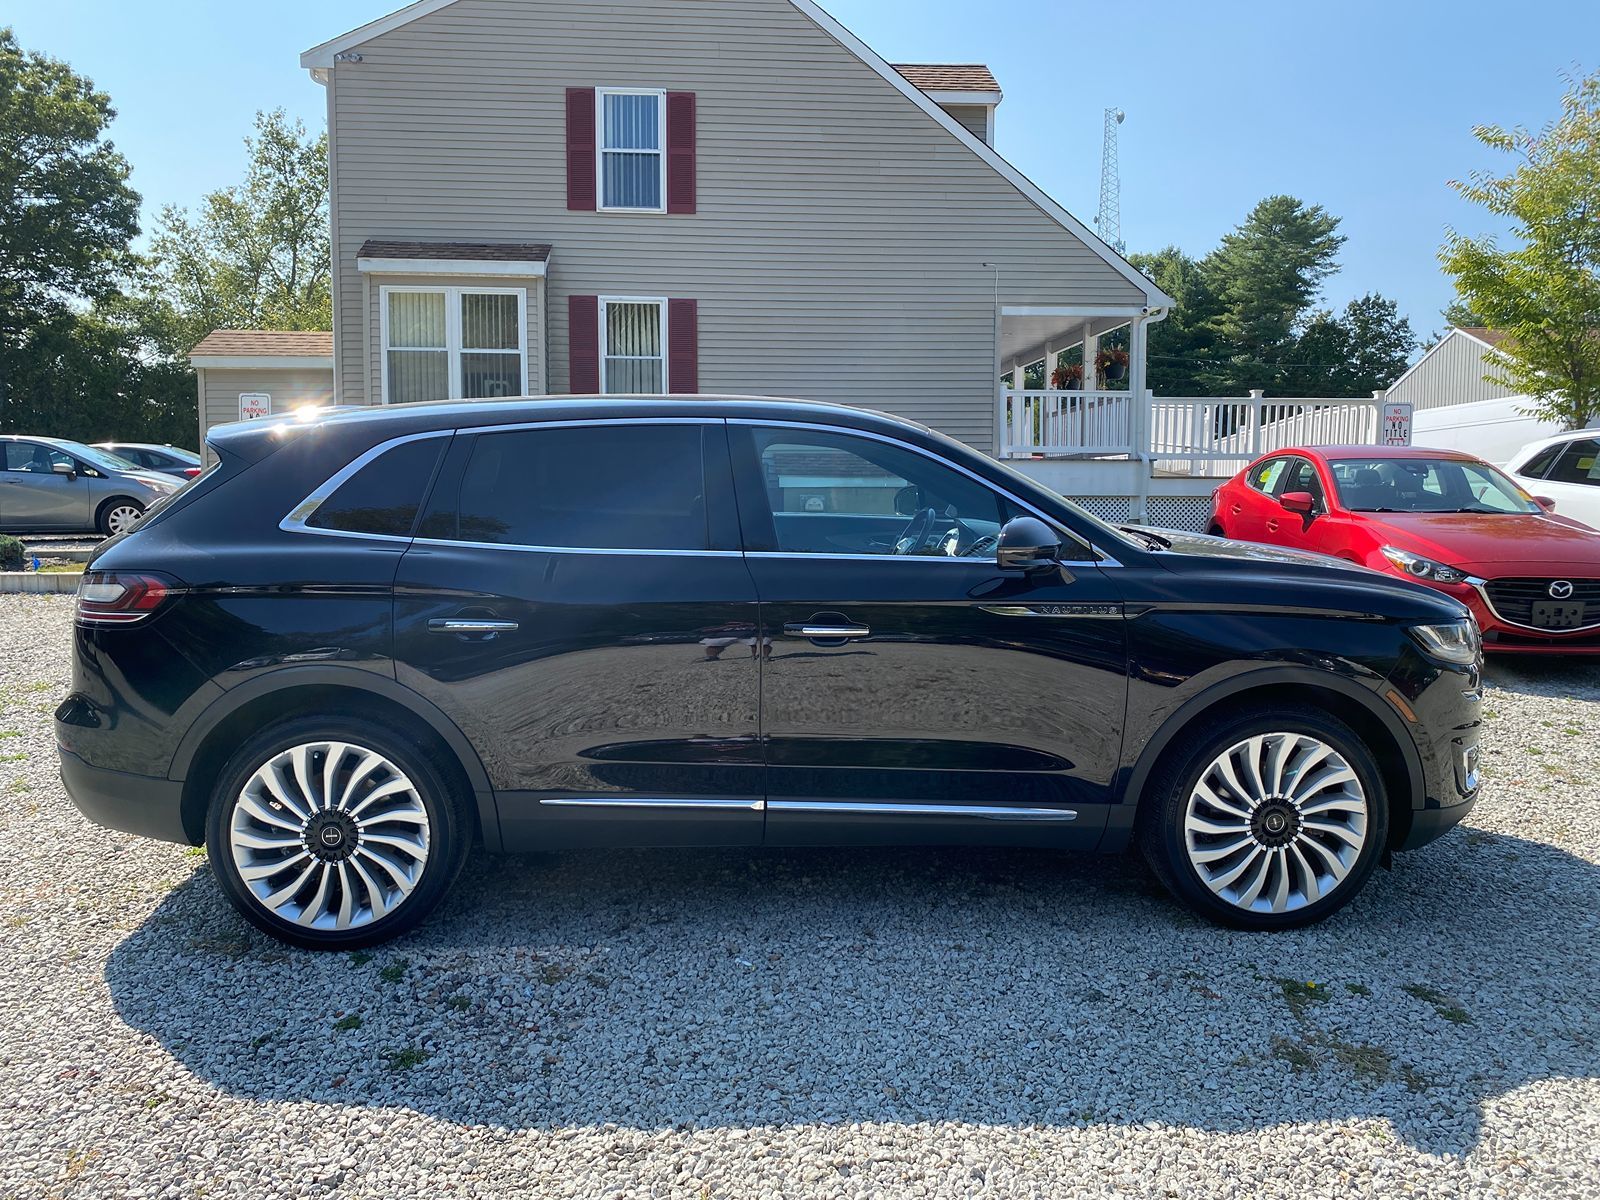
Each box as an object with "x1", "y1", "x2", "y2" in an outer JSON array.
[{"x1": 767, "y1": 800, "x2": 1078, "y2": 822}]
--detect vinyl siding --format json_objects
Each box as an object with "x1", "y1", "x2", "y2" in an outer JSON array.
[
  {"x1": 325, "y1": 0, "x2": 1148, "y2": 452},
  {"x1": 366, "y1": 274, "x2": 546, "y2": 404},
  {"x1": 1387, "y1": 331, "x2": 1515, "y2": 412},
  {"x1": 941, "y1": 104, "x2": 991, "y2": 143},
  {"x1": 199, "y1": 368, "x2": 334, "y2": 436}
]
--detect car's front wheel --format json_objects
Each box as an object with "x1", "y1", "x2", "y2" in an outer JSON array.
[
  {"x1": 1138, "y1": 707, "x2": 1389, "y2": 929},
  {"x1": 98, "y1": 498, "x2": 145, "y2": 537},
  {"x1": 205, "y1": 716, "x2": 470, "y2": 949}
]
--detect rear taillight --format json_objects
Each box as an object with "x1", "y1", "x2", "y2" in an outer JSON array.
[
  {"x1": 182, "y1": 467, "x2": 202, "y2": 478},
  {"x1": 75, "y1": 571, "x2": 182, "y2": 625}
]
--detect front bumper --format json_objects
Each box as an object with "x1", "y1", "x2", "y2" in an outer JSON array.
[
  {"x1": 1406, "y1": 576, "x2": 1600, "y2": 654},
  {"x1": 57, "y1": 746, "x2": 194, "y2": 845},
  {"x1": 1389, "y1": 654, "x2": 1482, "y2": 853}
]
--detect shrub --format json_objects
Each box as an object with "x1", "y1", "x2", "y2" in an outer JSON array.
[{"x1": 0, "y1": 536, "x2": 23, "y2": 571}]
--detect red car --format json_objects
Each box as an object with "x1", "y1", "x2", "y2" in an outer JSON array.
[{"x1": 1210, "y1": 445, "x2": 1600, "y2": 654}]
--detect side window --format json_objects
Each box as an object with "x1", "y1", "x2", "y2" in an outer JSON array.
[
  {"x1": 745, "y1": 427, "x2": 1023, "y2": 558},
  {"x1": 439, "y1": 424, "x2": 709, "y2": 550},
  {"x1": 4, "y1": 443, "x2": 73, "y2": 473},
  {"x1": 305, "y1": 438, "x2": 446, "y2": 537},
  {"x1": 1247, "y1": 458, "x2": 1287, "y2": 493},
  {"x1": 1281, "y1": 458, "x2": 1324, "y2": 504},
  {"x1": 1545, "y1": 439, "x2": 1600, "y2": 487},
  {"x1": 1518, "y1": 444, "x2": 1563, "y2": 479}
]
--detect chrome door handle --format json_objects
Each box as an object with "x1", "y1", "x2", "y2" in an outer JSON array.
[
  {"x1": 784, "y1": 623, "x2": 871, "y2": 640},
  {"x1": 428, "y1": 619, "x2": 519, "y2": 634}
]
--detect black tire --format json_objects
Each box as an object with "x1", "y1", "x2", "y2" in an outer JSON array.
[
  {"x1": 1206, "y1": 523, "x2": 1225, "y2": 537},
  {"x1": 97, "y1": 497, "x2": 145, "y2": 537},
  {"x1": 1136, "y1": 706, "x2": 1389, "y2": 930},
  {"x1": 205, "y1": 715, "x2": 471, "y2": 950}
]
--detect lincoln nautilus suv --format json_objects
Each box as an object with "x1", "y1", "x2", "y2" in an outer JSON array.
[{"x1": 56, "y1": 397, "x2": 1483, "y2": 948}]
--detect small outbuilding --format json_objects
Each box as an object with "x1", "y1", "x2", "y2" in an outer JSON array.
[{"x1": 188, "y1": 331, "x2": 336, "y2": 450}]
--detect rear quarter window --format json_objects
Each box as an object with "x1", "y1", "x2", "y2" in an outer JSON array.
[{"x1": 305, "y1": 437, "x2": 447, "y2": 537}]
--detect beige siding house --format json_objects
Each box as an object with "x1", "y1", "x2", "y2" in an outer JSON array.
[{"x1": 195, "y1": 0, "x2": 1171, "y2": 462}]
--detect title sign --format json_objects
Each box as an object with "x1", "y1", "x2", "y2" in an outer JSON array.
[{"x1": 1382, "y1": 402, "x2": 1413, "y2": 447}]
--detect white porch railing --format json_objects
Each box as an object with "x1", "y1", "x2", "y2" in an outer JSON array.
[
  {"x1": 1001, "y1": 389, "x2": 1134, "y2": 458},
  {"x1": 1003, "y1": 387, "x2": 1384, "y2": 476}
]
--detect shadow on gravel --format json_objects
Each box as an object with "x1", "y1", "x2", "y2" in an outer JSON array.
[{"x1": 108, "y1": 831, "x2": 1598, "y2": 1155}]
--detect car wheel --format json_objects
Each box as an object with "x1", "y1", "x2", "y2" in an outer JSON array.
[
  {"x1": 205, "y1": 716, "x2": 471, "y2": 950},
  {"x1": 98, "y1": 498, "x2": 145, "y2": 537},
  {"x1": 1207, "y1": 523, "x2": 1225, "y2": 537},
  {"x1": 1137, "y1": 707, "x2": 1389, "y2": 930}
]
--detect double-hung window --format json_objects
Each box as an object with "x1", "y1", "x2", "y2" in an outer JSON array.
[
  {"x1": 601, "y1": 298, "x2": 667, "y2": 394},
  {"x1": 383, "y1": 287, "x2": 526, "y2": 404},
  {"x1": 598, "y1": 88, "x2": 666, "y2": 212}
]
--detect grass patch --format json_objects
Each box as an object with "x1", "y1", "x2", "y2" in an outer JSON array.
[
  {"x1": 1276, "y1": 978, "x2": 1329, "y2": 1019},
  {"x1": 249, "y1": 1031, "x2": 277, "y2": 1051},
  {"x1": 378, "y1": 958, "x2": 408, "y2": 983},
  {"x1": 445, "y1": 994, "x2": 471, "y2": 1012},
  {"x1": 349, "y1": 950, "x2": 374, "y2": 967},
  {"x1": 384, "y1": 1047, "x2": 428, "y2": 1071},
  {"x1": 1344, "y1": 982, "x2": 1371, "y2": 996},
  {"x1": 1403, "y1": 983, "x2": 1473, "y2": 1024},
  {"x1": 333, "y1": 1014, "x2": 363, "y2": 1032},
  {"x1": 0, "y1": 752, "x2": 25, "y2": 763},
  {"x1": 540, "y1": 962, "x2": 572, "y2": 986},
  {"x1": 1271, "y1": 1035, "x2": 1318, "y2": 1071},
  {"x1": 1327, "y1": 1037, "x2": 1393, "y2": 1081}
]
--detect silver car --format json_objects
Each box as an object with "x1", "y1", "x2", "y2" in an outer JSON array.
[{"x1": 0, "y1": 436, "x2": 184, "y2": 537}]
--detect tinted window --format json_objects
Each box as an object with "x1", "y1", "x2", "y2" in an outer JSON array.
[
  {"x1": 749, "y1": 427, "x2": 1021, "y2": 558},
  {"x1": 4, "y1": 443, "x2": 74, "y2": 473},
  {"x1": 440, "y1": 424, "x2": 709, "y2": 550},
  {"x1": 1518, "y1": 444, "x2": 1563, "y2": 479},
  {"x1": 1545, "y1": 439, "x2": 1600, "y2": 487},
  {"x1": 307, "y1": 438, "x2": 446, "y2": 536}
]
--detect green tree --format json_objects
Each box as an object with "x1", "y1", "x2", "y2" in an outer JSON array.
[
  {"x1": 1441, "y1": 70, "x2": 1600, "y2": 430},
  {"x1": 1130, "y1": 245, "x2": 1219, "y2": 394},
  {"x1": 0, "y1": 27, "x2": 140, "y2": 409},
  {"x1": 1199, "y1": 195, "x2": 1346, "y2": 391},
  {"x1": 146, "y1": 109, "x2": 330, "y2": 353},
  {"x1": 1280, "y1": 294, "x2": 1415, "y2": 396}
]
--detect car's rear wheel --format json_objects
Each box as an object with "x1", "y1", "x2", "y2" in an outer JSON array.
[
  {"x1": 205, "y1": 716, "x2": 470, "y2": 949},
  {"x1": 1137, "y1": 707, "x2": 1389, "y2": 929},
  {"x1": 98, "y1": 498, "x2": 145, "y2": 537}
]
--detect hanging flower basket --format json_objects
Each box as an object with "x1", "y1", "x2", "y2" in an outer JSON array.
[
  {"x1": 1050, "y1": 362, "x2": 1083, "y2": 390},
  {"x1": 1096, "y1": 348, "x2": 1130, "y2": 383}
]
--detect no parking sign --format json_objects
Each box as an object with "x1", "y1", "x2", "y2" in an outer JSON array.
[{"x1": 1382, "y1": 402, "x2": 1413, "y2": 446}]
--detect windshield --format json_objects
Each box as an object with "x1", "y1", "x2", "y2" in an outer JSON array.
[
  {"x1": 1327, "y1": 457, "x2": 1539, "y2": 514},
  {"x1": 58, "y1": 441, "x2": 142, "y2": 474}
]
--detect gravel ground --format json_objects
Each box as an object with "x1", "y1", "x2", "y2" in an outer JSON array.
[{"x1": 0, "y1": 593, "x2": 1597, "y2": 1199}]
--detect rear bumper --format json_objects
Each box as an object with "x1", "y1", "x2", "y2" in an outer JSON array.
[{"x1": 57, "y1": 746, "x2": 194, "y2": 845}]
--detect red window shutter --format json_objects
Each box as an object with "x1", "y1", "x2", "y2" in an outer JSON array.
[
  {"x1": 566, "y1": 87, "x2": 597, "y2": 212},
  {"x1": 569, "y1": 295, "x2": 600, "y2": 393},
  {"x1": 667, "y1": 299, "x2": 699, "y2": 394},
  {"x1": 666, "y1": 92, "x2": 697, "y2": 215}
]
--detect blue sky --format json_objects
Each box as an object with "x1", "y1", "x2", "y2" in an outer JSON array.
[{"x1": 8, "y1": 0, "x2": 1594, "y2": 342}]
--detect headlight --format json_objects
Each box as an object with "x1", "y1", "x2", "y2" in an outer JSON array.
[
  {"x1": 1408, "y1": 619, "x2": 1481, "y2": 665},
  {"x1": 1381, "y1": 545, "x2": 1470, "y2": 584}
]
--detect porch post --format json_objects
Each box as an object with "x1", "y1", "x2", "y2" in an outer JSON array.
[
  {"x1": 1081, "y1": 319, "x2": 1098, "y2": 392},
  {"x1": 1128, "y1": 316, "x2": 1149, "y2": 523}
]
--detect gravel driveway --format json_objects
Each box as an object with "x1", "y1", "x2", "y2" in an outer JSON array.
[{"x1": 0, "y1": 594, "x2": 1596, "y2": 1198}]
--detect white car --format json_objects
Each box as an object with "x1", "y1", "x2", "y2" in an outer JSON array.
[{"x1": 1505, "y1": 429, "x2": 1600, "y2": 529}]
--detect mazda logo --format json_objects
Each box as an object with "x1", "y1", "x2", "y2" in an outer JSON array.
[
  {"x1": 320, "y1": 826, "x2": 344, "y2": 847},
  {"x1": 1550, "y1": 580, "x2": 1576, "y2": 600}
]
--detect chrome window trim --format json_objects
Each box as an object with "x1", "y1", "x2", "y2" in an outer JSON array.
[
  {"x1": 539, "y1": 796, "x2": 764, "y2": 811},
  {"x1": 280, "y1": 430, "x2": 451, "y2": 542},
  {"x1": 728, "y1": 416, "x2": 1117, "y2": 567},
  {"x1": 410, "y1": 538, "x2": 742, "y2": 558},
  {"x1": 768, "y1": 800, "x2": 1078, "y2": 822},
  {"x1": 1471, "y1": 578, "x2": 1600, "y2": 636}
]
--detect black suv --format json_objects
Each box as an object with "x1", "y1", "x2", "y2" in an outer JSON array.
[{"x1": 56, "y1": 398, "x2": 1483, "y2": 948}]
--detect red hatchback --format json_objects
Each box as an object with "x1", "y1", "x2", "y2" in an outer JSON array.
[{"x1": 1211, "y1": 445, "x2": 1600, "y2": 654}]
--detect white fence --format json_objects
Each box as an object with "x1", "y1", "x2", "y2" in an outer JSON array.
[{"x1": 1004, "y1": 388, "x2": 1383, "y2": 476}]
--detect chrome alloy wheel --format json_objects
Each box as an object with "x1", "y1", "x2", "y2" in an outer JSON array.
[
  {"x1": 228, "y1": 741, "x2": 431, "y2": 931},
  {"x1": 105, "y1": 503, "x2": 143, "y2": 536},
  {"x1": 1183, "y1": 733, "x2": 1369, "y2": 914}
]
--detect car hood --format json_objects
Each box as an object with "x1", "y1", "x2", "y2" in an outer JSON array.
[
  {"x1": 123, "y1": 472, "x2": 181, "y2": 491},
  {"x1": 1361, "y1": 511, "x2": 1600, "y2": 574},
  {"x1": 1135, "y1": 527, "x2": 1468, "y2": 623}
]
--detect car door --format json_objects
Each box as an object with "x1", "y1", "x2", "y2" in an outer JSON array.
[
  {"x1": 0, "y1": 441, "x2": 91, "y2": 530},
  {"x1": 1226, "y1": 456, "x2": 1289, "y2": 543},
  {"x1": 1525, "y1": 437, "x2": 1600, "y2": 529},
  {"x1": 1264, "y1": 455, "x2": 1328, "y2": 551},
  {"x1": 392, "y1": 418, "x2": 764, "y2": 851},
  {"x1": 728, "y1": 420, "x2": 1128, "y2": 851}
]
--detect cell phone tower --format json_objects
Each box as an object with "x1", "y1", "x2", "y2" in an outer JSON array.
[{"x1": 1097, "y1": 107, "x2": 1125, "y2": 254}]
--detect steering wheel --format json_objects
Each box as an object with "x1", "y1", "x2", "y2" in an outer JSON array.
[{"x1": 893, "y1": 507, "x2": 938, "y2": 555}]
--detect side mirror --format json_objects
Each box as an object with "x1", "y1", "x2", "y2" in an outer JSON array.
[
  {"x1": 1534, "y1": 495, "x2": 1556, "y2": 513},
  {"x1": 51, "y1": 462, "x2": 77, "y2": 481},
  {"x1": 996, "y1": 516, "x2": 1062, "y2": 573},
  {"x1": 1280, "y1": 491, "x2": 1316, "y2": 515}
]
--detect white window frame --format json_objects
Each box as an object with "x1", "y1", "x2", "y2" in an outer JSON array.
[
  {"x1": 598, "y1": 296, "x2": 669, "y2": 395},
  {"x1": 596, "y1": 87, "x2": 667, "y2": 214},
  {"x1": 379, "y1": 285, "x2": 528, "y2": 404}
]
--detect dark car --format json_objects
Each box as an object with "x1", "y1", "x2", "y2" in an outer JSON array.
[
  {"x1": 94, "y1": 442, "x2": 204, "y2": 480},
  {"x1": 56, "y1": 397, "x2": 1484, "y2": 949}
]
